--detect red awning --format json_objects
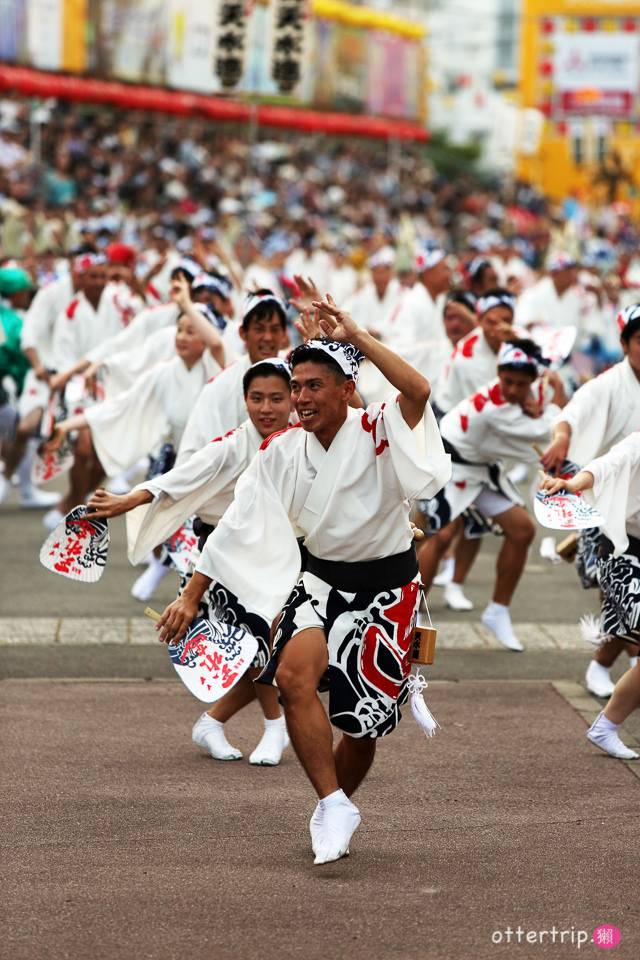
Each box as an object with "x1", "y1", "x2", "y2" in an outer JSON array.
[{"x1": 0, "y1": 65, "x2": 429, "y2": 143}]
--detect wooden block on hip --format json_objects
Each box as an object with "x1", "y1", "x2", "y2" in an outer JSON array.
[
  {"x1": 410, "y1": 626, "x2": 437, "y2": 665},
  {"x1": 556, "y1": 532, "x2": 579, "y2": 562}
]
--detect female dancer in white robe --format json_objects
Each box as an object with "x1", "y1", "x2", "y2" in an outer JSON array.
[
  {"x1": 85, "y1": 359, "x2": 294, "y2": 766},
  {"x1": 541, "y1": 431, "x2": 640, "y2": 760},
  {"x1": 43, "y1": 285, "x2": 225, "y2": 515}
]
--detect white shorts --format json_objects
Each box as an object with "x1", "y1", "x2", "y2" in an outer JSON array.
[
  {"x1": 18, "y1": 370, "x2": 50, "y2": 419},
  {"x1": 472, "y1": 485, "x2": 516, "y2": 518}
]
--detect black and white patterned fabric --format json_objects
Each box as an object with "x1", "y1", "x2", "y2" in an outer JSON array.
[
  {"x1": 575, "y1": 526, "x2": 601, "y2": 590},
  {"x1": 597, "y1": 548, "x2": 640, "y2": 647},
  {"x1": 146, "y1": 443, "x2": 176, "y2": 480},
  {"x1": 179, "y1": 568, "x2": 271, "y2": 668},
  {"x1": 258, "y1": 571, "x2": 421, "y2": 739}
]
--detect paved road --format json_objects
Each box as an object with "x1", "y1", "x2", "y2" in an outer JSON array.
[{"x1": 3, "y1": 480, "x2": 640, "y2": 959}]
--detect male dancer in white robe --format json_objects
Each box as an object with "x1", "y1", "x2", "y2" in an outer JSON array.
[
  {"x1": 432, "y1": 290, "x2": 518, "y2": 611},
  {"x1": 541, "y1": 303, "x2": 640, "y2": 697},
  {"x1": 418, "y1": 339, "x2": 567, "y2": 651},
  {"x1": 155, "y1": 298, "x2": 451, "y2": 865},
  {"x1": 541, "y1": 431, "x2": 640, "y2": 760}
]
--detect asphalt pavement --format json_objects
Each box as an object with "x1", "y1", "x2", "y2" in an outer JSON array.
[{"x1": 2, "y1": 479, "x2": 640, "y2": 959}]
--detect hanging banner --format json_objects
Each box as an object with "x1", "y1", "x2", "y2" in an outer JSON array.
[
  {"x1": 91, "y1": 0, "x2": 167, "y2": 84},
  {"x1": 166, "y1": 0, "x2": 217, "y2": 92},
  {"x1": 0, "y1": 0, "x2": 25, "y2": 62},
  {"x1": 62, "y1": 0, "x2": 87, "y2": 73},
  {"x1": 27, "y1": 0, "x2": 63, "y2": 71},
  {"x1": 213, "y1": 0, "x2": 250, "y2": 90},
  {"x1": 270, "y1": 0, "x2": 310, "y2": 94},
  {"x1": 366, "y1": 32, "x2": 420, "y2": 119}
]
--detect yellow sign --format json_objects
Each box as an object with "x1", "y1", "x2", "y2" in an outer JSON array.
[{"x1": 518, "y1": 0, "x2": 640, "y2": 211}]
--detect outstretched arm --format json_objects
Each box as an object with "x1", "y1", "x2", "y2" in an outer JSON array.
[
  {"x1": 540, "y1": 420, "x2": 571, "y2": 472},
  {"x1": 86, "y1": 486, "x2": 153, "y2": 519},
  {"x1": 539, "y1": 469, "x2": 594, "y2": 496},
  {"x1": 41, "y1": 413, "x2": 88, "y2": 453},
  {"x1": 155, "y1": 571, "x2": 212, "y2": 645},
  {"x1": 312, "y1": 296, "x2": 430, "y2": 428}
]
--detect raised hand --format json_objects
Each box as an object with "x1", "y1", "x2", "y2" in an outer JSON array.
[
  {"x1": 294, "y1": 305, "x2": 322, "y2": 342},
  {"x1": 290, "y1": 274, "x2": 321, "y2": 314},
  {"x1": 311, "y1": 295, "x2": 360, "y2": 343},
  {"x1": 170, "y1": 271, "x2": 192, "y2": 311}
]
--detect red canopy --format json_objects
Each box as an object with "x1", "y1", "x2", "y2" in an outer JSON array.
[{"x1": 0, "y1": 65, "x2": 429, "y2": 143}]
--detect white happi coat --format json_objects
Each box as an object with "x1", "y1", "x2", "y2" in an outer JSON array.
[
  {"x1": 18, "y1": 275, "x2": 75, "y2": 416},
  {"x1": 515, "y1": 277, "x2": 586, "y2": 332},
  {"x1": 85, "y1": 301, "x2": 179, "y2": 367},
  {"x1": 125, "y1": 419, "x2": 263, "y2": 565},
  {"x1": 196, "y1": 398, "x2": 451, "y2": 621},
  {"x1": 21, "y1": 274, "x2": 74, "y2": 370},
  {"x1": 438, "y1": 378, "x2": 561, "y2": 518},
  {"x1": 176, "y1": 355, "x2": 252, "y2": 462},
  {"x1": 344, "y1": 279, "x2": 404, "y2": 342},
  {"x1": 582, "y1": 431, "x2": 640, "y2": 557},
  {"x1": 386, "y1": 283, "x2": 446, "y2": 348},
  {"x1": 52, "y1": 283, "x2": 140, "y2": 370},
  {"x1": 86, "y1": 353, "x2": 219, "y2": 476},
  {"x1": 555, "y1": 358, "x2": 640, "y2": 465},
  {"x1": 358, "y1": 337, "x2": 454, "y2": 405},
  {"x1": 100, "y1": 326, "x2": 178, "y2": 399},
  {"x1": 434, "y1": 328, "x2": 499, "y2": 413}
]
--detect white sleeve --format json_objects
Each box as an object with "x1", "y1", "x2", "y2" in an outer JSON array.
[
  {"x1": 126, "y1": 432, "x2": 248, "y2": 564},
  {"x1": 20, "y1": 286, "x2": 53, "y2": 352},
  {"x1": 85, "y1": 309, "x2": 151, "y2": 364},
  {"x1": 196, "y1": 447, "x2": 301, "y2": 620},
  {"x1": 381, "y1": 395, "x2": 451, "y2": 500},
  {"x1": 584, "y1": 432, "x2": 640, "y2": 556},
  {"x1": 51, "y1": 308, "x2": 80, "y2": 369}
]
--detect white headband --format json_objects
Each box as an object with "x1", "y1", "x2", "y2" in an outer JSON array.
[
  {"x1": 477, "y1": 292, "x2": 516, "y2": 317},
  {"x1": 243, "y1": 291, "x2": 288, "y2": 323},
  {"x1": 497, "y1": 341, "x2": 545, "y2": 375},
  {"x1": 186, "y1": 302, "x2": 227, "y2": 332},
  {"x1": 192, "y1": 273, "x2": 232, "y2": 300},
  {"x1": 296, "y1": 338, "x2": 364, "y2": 382},
  {"x1": 467, "y1": 256, "x2": 491, "y2": 280},
  {"x1": 617, "y1": 303, "x2": 640, "y2": 332},
  {"x1": 413, "y1": 248, "x2": 446, "y2": 273},
  {"x1": 248, "y1": 357, "x2": 291, "y2": 376}
]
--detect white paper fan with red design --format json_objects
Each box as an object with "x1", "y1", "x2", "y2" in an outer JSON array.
[{"x1": 39, "y1": 505, "x2": 109, "y2": 582}]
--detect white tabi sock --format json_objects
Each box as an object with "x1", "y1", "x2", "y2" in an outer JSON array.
[
  {"x1": 629, "y1": 657, "x2": 638, "y2": 669},
  {"x1": 310, "y1": 802, "x2": 323, "y2": 855},
  {"x1": 314, "y1": 790, "x2": 360, "y2": 866},
  {"x1": 433, "y1": 557, "x2": 455, "y2": 586},
  {"x1": 130, "y1": 556, "x2": 171, "y2": 601},
  {"x1": 585, "y1": 661, "x2": 615, "y2": 698},
  {"x1": 191, "y1": 713, "x2": 242, "y2": 760},
  {"x1": 587, "y1": 710, "x2": 639, "y2": 760},
  {"x1": 481, "y1": 602, "x2": 524, "y2": 652},
  {"x1": 249, "y1": 716, "x2": 289, "y2": 766},
  {"x1": 17, "y1": 439, "x2": 61, "y2": 507}
]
